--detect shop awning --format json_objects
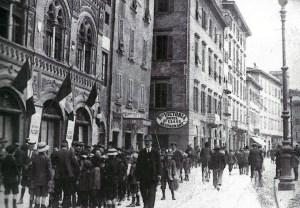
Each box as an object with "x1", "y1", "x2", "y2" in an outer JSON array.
[{"x1": 250, "y1": 136, "x2": 266, "y2": 146}]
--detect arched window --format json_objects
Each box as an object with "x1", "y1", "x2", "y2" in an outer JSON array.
[
  {"x1": 74, "y1": 108, "x2": 91, "y2": 144},
  {"x1": 76, "y1": 19, "x2": 96, "y2": 75},
  {"x1": 45, "y1": 0, "x2": 67, "y2": 62}
]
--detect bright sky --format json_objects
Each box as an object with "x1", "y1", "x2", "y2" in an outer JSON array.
[{"x1": 234, "y1": 0, "x2": 300, "y2": 89}]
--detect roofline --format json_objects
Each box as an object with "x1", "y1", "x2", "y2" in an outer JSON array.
[
  {"x1": 246, "y1": 75, "x2": 263, "y2": 90},
  {"x1": 222, "y1": 1, "x2": 252, "y2": 36},
  {"x1": 247, "y1": 67, "x2": 282, "y2": 86},
  {"x1": 209, "y1": 0, "x2": 228, "y2": 28}
]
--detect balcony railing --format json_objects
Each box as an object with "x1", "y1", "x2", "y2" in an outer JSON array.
[
  {"x1": 207, "y1": 113, "x2": 221, "y2": 127},
  {"x1": 223, "y1": 105, "x2": 232, "y2": 117},
  {"x1": 232, "y1": 120, "x2": 248, "y2": 132},
  {"x1": 0, "y1": 37, "x2": 98, "y2": 90},
  {"x1": 223, "y1": 83, "x2": 232, "y2": 94}
]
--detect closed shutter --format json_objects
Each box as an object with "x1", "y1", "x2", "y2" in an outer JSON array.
[
  {"x1": 167, "y1": 36, "x2": 173, "y2": 60},
  {"x1": 167, "y1": 83, "x2": 172, "y2": 108}
]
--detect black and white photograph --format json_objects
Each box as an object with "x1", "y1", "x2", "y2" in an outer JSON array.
[{"x1": 0, "y1": 0, "x2": 300, "y2": 207}]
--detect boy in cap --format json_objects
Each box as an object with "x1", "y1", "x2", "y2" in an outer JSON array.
[
  {"x1": 126, "y1": 151, "x2": 140, "y2": 207},
  {"x1": 161, "y1": 150, "x2": 176, "y2": 200},
  {"x1": 2, "y1": 145, "x2": 20, "y2": 208}
]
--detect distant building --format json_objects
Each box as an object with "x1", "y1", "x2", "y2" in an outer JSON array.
[
  {"x1": 109, "y1": 0, "x2": 154, "y2": 150},
  {"x1": 247, "y1": 67, "x2": 283, "y2": 148},
  {"x1": 289, "y1": 89, "x2": 300, "y2": 145},
  {"x1": 222, "y1": 0, "x2": 251, "y2": 151}
]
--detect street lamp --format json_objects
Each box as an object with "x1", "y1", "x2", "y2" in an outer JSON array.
[{"x1": 277, "y1": 0, "x2": 295, "y2": 190}]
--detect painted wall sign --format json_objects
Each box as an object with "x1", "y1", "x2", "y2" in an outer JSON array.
[{"x1": 156, "y1": 111, "x2": 188, "y2": 129}]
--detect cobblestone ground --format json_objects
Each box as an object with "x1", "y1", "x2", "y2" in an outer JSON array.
[
  {"x1": 252, "y1": 158, "x2": 277, "y2": 208},
  {"x1": 288, "y1": 178, "x2": 300, "y2": 208}
]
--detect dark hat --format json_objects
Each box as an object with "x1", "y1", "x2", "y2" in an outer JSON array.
[
  {"x1": 27, "y1": 139, "x2": 36, "y2": 145},
  {"x1": 37, "y1": 142, "x2": 49, "y2": 153},
  {"x1": 107, "y1": 148, "x2": 118, "y2": 156},
  {"x1": 170, "y1": 142, "x2": 177, "y2": 146},
  {"x1": 144, "y1": 135, "x2": 153, "y2": 141},
  {"x1": 6, "y1": 145, "x2": 17, "y2": 154}
]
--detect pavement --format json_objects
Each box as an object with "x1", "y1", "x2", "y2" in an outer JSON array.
[{"x1": 0, "y1": 158, "x2": 283, "y2": 208}]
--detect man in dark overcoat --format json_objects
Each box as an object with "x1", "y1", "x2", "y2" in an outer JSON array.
[
  {"x1": 248, "y1": 143, "x2": 264, "y2": 182},
  {"x1": 136, "y1": 135, "x2": 161, "y2": 208}
]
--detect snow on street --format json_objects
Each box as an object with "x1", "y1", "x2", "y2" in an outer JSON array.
[{"x1": 121, "y1": 165, "x2": 263, "y2": 208}]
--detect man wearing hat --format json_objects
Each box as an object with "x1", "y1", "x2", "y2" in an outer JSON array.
[
  {"x1": 52, "y1": 140, "x2": 80, "y2": 208},
  {"x1": 2, "y1": 144, "x2": 19, "y2": 208},
  {"x1": 18, "y1": 139, "x2": 36, "y2": 205},
  {"x1": 31, "y1": 142, "x2": 51, "y2": 208},
  {"x1": 170, "y1": 142, "x2": 183, "y2": 182},
  {"x1": 136, "y1": 135, "x2": 161, "y2": 208},
  {"x1": 248, "y1": 143, "x2": 264, "y2": 184},
  {"x1": 160, "y1": 150, "x2": 176, "y2": 200}
]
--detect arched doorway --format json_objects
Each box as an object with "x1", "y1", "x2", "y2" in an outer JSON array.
[
  {"x1": 74, "y1": 108, "x2": 91, "y2": 145},
  {"x1": 0, "y1": 87, "x2": 24, "y2": 144},
  {"x1": 40, "y1": 100, "x2": 63, "y2": 150}
]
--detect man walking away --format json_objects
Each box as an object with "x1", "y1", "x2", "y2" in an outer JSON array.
[
  {"x1": 31, "y1": 142, "x2": 51, "y2": 208},
  {"x1": 136, "y1": 135, "x2": 161, "y2": 208},
  {"x1": 227, "y1": 150, "x2": 237, "y2": 175},
  {"x1": 200, "y1": 142, "x2": 212, "y2": 182},
  {"x1": 291, "y1": 150, "x2": 299, "y2": 181},
  {"x1": 211, "y1": 146, "x2": 226, "y2": 191}
]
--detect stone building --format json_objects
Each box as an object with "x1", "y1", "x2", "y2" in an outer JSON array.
[
  {"x1": 221, "y1": 0, "x2": 251, "y2": 151},
  {"x1": 289, "y1": 89, "x2": 300, "y2": 145},
  {"x1": 149, "y1": 0, "x2": 229, "y2": 150},
  {"x1": 0, "y1": 0, "x2": 111, "y2": 149},
  {"x1": 247, "y1": 67, "x2": 283, "y2": 148},
  {"x1": 109, "y1": 0, "x2": 154, "y2": 150}
]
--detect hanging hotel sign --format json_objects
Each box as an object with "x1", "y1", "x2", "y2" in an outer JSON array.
[
  {"x1": 156, "y1": 111, "x2": 188, "y2": 129},
  {"x1": 28, "y1": 106, "x2": 43, "y2": 148}
]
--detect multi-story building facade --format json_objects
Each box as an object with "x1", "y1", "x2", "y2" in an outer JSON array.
[
  {"x1": 247, "y1": 67, "x2": 283, "y2": 148},
  {"x1": 222, "y1": 0, "x2": 251, "y2": 151},
  {"x1": 0, "y1": 0, "x2": 111, "y2": 148},
  {"x1": 109, "y1": 0, "x2": 154, "y2": 150},
  {"x1": 246, "y1": 74, "x2": 264, "y2": 147},
  {"x1": 149, "y1": 0, "x2": 228, "y2": 150},
  {"x1": 289, "y1": 89, "x2": 300, "y2": 145}
]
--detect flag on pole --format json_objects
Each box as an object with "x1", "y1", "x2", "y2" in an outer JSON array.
[
  {"x1": 86, "y1": 82, "x2": 98, "y2": 108},
  {"x1": 56, "y1": 73, "x2": 74, "y2": 120},
  {"x1": 12, "y1": 59, "x2": 35, "y2": 116}
]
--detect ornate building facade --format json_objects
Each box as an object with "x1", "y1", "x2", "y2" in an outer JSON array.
[{"x1": 0, "y1": 0, "x2": 111, "y2": 149}]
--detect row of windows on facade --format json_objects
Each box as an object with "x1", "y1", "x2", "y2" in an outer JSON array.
[
  {"x1": 231, "y1": 102, "x2": 247, "y2": 124},
  {"x1": 260, "y1": 78, "x2": 282, "y2": 99},
  {"x1": 262, "y1": 98, "x2": 281, "y2": 117},
  {"x1": 0, "y1": 2, "x2": 110, "y2": 81},
  {"x1": 261, "y1": 116, "x2": 282, "y2": 132},
  {"x1": 115, "y1": 74, "x2": 146, "y2": 107},
  {"x1": 226, "y1": 38, "x2": 246, "y2": 75},
  {"x1": 228, "y1": 74, "x2": 247, "y2": 101}
]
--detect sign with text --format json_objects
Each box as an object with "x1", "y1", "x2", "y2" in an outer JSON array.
[
  {"x1": 29, "y1": 107, "x2": 43, "y2": 147},
  {"x1": 156, "y1": 111, "x2": 188, "y2": 129}
]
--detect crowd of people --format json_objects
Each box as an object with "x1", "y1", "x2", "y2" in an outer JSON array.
[{"x1": 0, "y1": 136, "x2": 300, "y2": 208}]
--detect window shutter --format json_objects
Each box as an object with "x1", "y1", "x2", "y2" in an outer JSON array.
[
  {"x1": 168, "y1": 0, "x2": 174, "y2": 13},
  {"x1": 150, "y1": 83, "x2": 154, "y2": 108},
  {"x1": 167, "y1": 36, "x2": 173, "y2": 60},
  {"x1": 152, "y1": 36, "x2": 156, "y2": 60},
  {"x1": 167, "y1": 83, "x2": 172, "y2": 108}
]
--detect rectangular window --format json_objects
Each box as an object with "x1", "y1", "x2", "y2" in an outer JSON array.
[
  {"x1": 128, "y1": 79, "x2": 133, "y2": 101},
  {"x1": 129, "y1": 29, "x2": 135, "y2": 58},
  {"x1": 209, "y1": 19, "x2": 213, "y2": 37},
  {"x1": 195, "y1": 35, "x2": 199, "y2": 65},
  {"x1": 193, "y1": 86, "x2": 199, "y2": 112},
  {"x1": 142, "y1": 39, "x2": 147, "y2": 66},
  {"x1": 202, "y1": 8, "x2": 207, "y2": 30},
  {"x1": 201, "y1": 91, "x2": 206, "y2": 114},
  {"x1": 195, "y1": 0, "x2": 200, "y2": 21},
  {"x1": 140, "y1": 85, "x2": 145, "y2": 106},
  {"x1": 213, "y1": 56, "x2": 217, "y2": 81},
  {"x1": 208, "y1": 49, "x2": 212, "y2": 76},
  {"x1": 118, "y1": 19, "x2": 124, "y2": 50},
  {"x1": 214, "y1": 98, "x2": 217, "y2": 114},
  {"x1": 202, "y1": 42, "x2": 206, "y2": 72},
  {"x1": 117, "y1": 74, "x2": 123, "y2": 98},
  {"x1": 101, "y1": 52, "x2": 108, "y2": 82},
  {"x1": 155, "y1": 83, "x2": 168, "y2": 108},
  {"x1": 156, "y1": 35, "x2": 172, "y2": 60},
  {"x1": 214, "y1": 27, "x2": 217, "y2": 43},
  {"x1": 207, "y1": 94, "x2": 212, "y2": 113},
  {"x1": 228, "y1": 39, "x2": 232, "y2": 59},
  {"x1": 105, "y1": 12, "x2": 110, "y2": 25},
  {"x1": 157, "y1": 0, "x2": 169, "y2": 13}
]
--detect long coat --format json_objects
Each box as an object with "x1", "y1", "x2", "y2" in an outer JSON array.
[
  {"x1": 136, "y1": 148, "x2": 161, "y2": 184},
  {"x1": 31, "y1": 153, "x2": 51, "y2": 187},
  {"x1": 210, "y1": 151, "x2": 226, "y2": 170},
  {"x1": 161, "y1": 159, "x2": 176, "y2": 180},
  {"x1": 248, "y1": 148, "x2": 264, "y2": 169}
]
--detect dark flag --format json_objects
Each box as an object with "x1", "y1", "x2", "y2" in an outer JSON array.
[
  {"x1": 12, "y1": 60, "x2": 35, "y2": 116},
  {"x1": 86, "y1": 82, "x2": 98, "y2": 107},
  {"x1": 56, "y1": 73, "x2": 74, "y2": 120}
]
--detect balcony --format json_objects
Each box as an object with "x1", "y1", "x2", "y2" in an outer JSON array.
[
  {"x1": 223, "y1": 83, "x2": 232, "y2": 94},
  {"x1": 207, "y1": 113, "x2": 221, "y2": 127},
  {"x1": 0, "y1": 37, "x2": 98, "y2": 91},
  {"x1": 232, "y1": 120, "x2": 248, "y2": 133},
  {"x1": 223, "y1": 105, "x2": 232, "y2": 117}
]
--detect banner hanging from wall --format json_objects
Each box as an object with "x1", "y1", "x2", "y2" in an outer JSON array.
[
  {"x1": 66, "y1": 119, "x2": 75, "y2": 148},
  {"x1": 28, "y1": 106, "x2": 43, "y2": 148}
]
